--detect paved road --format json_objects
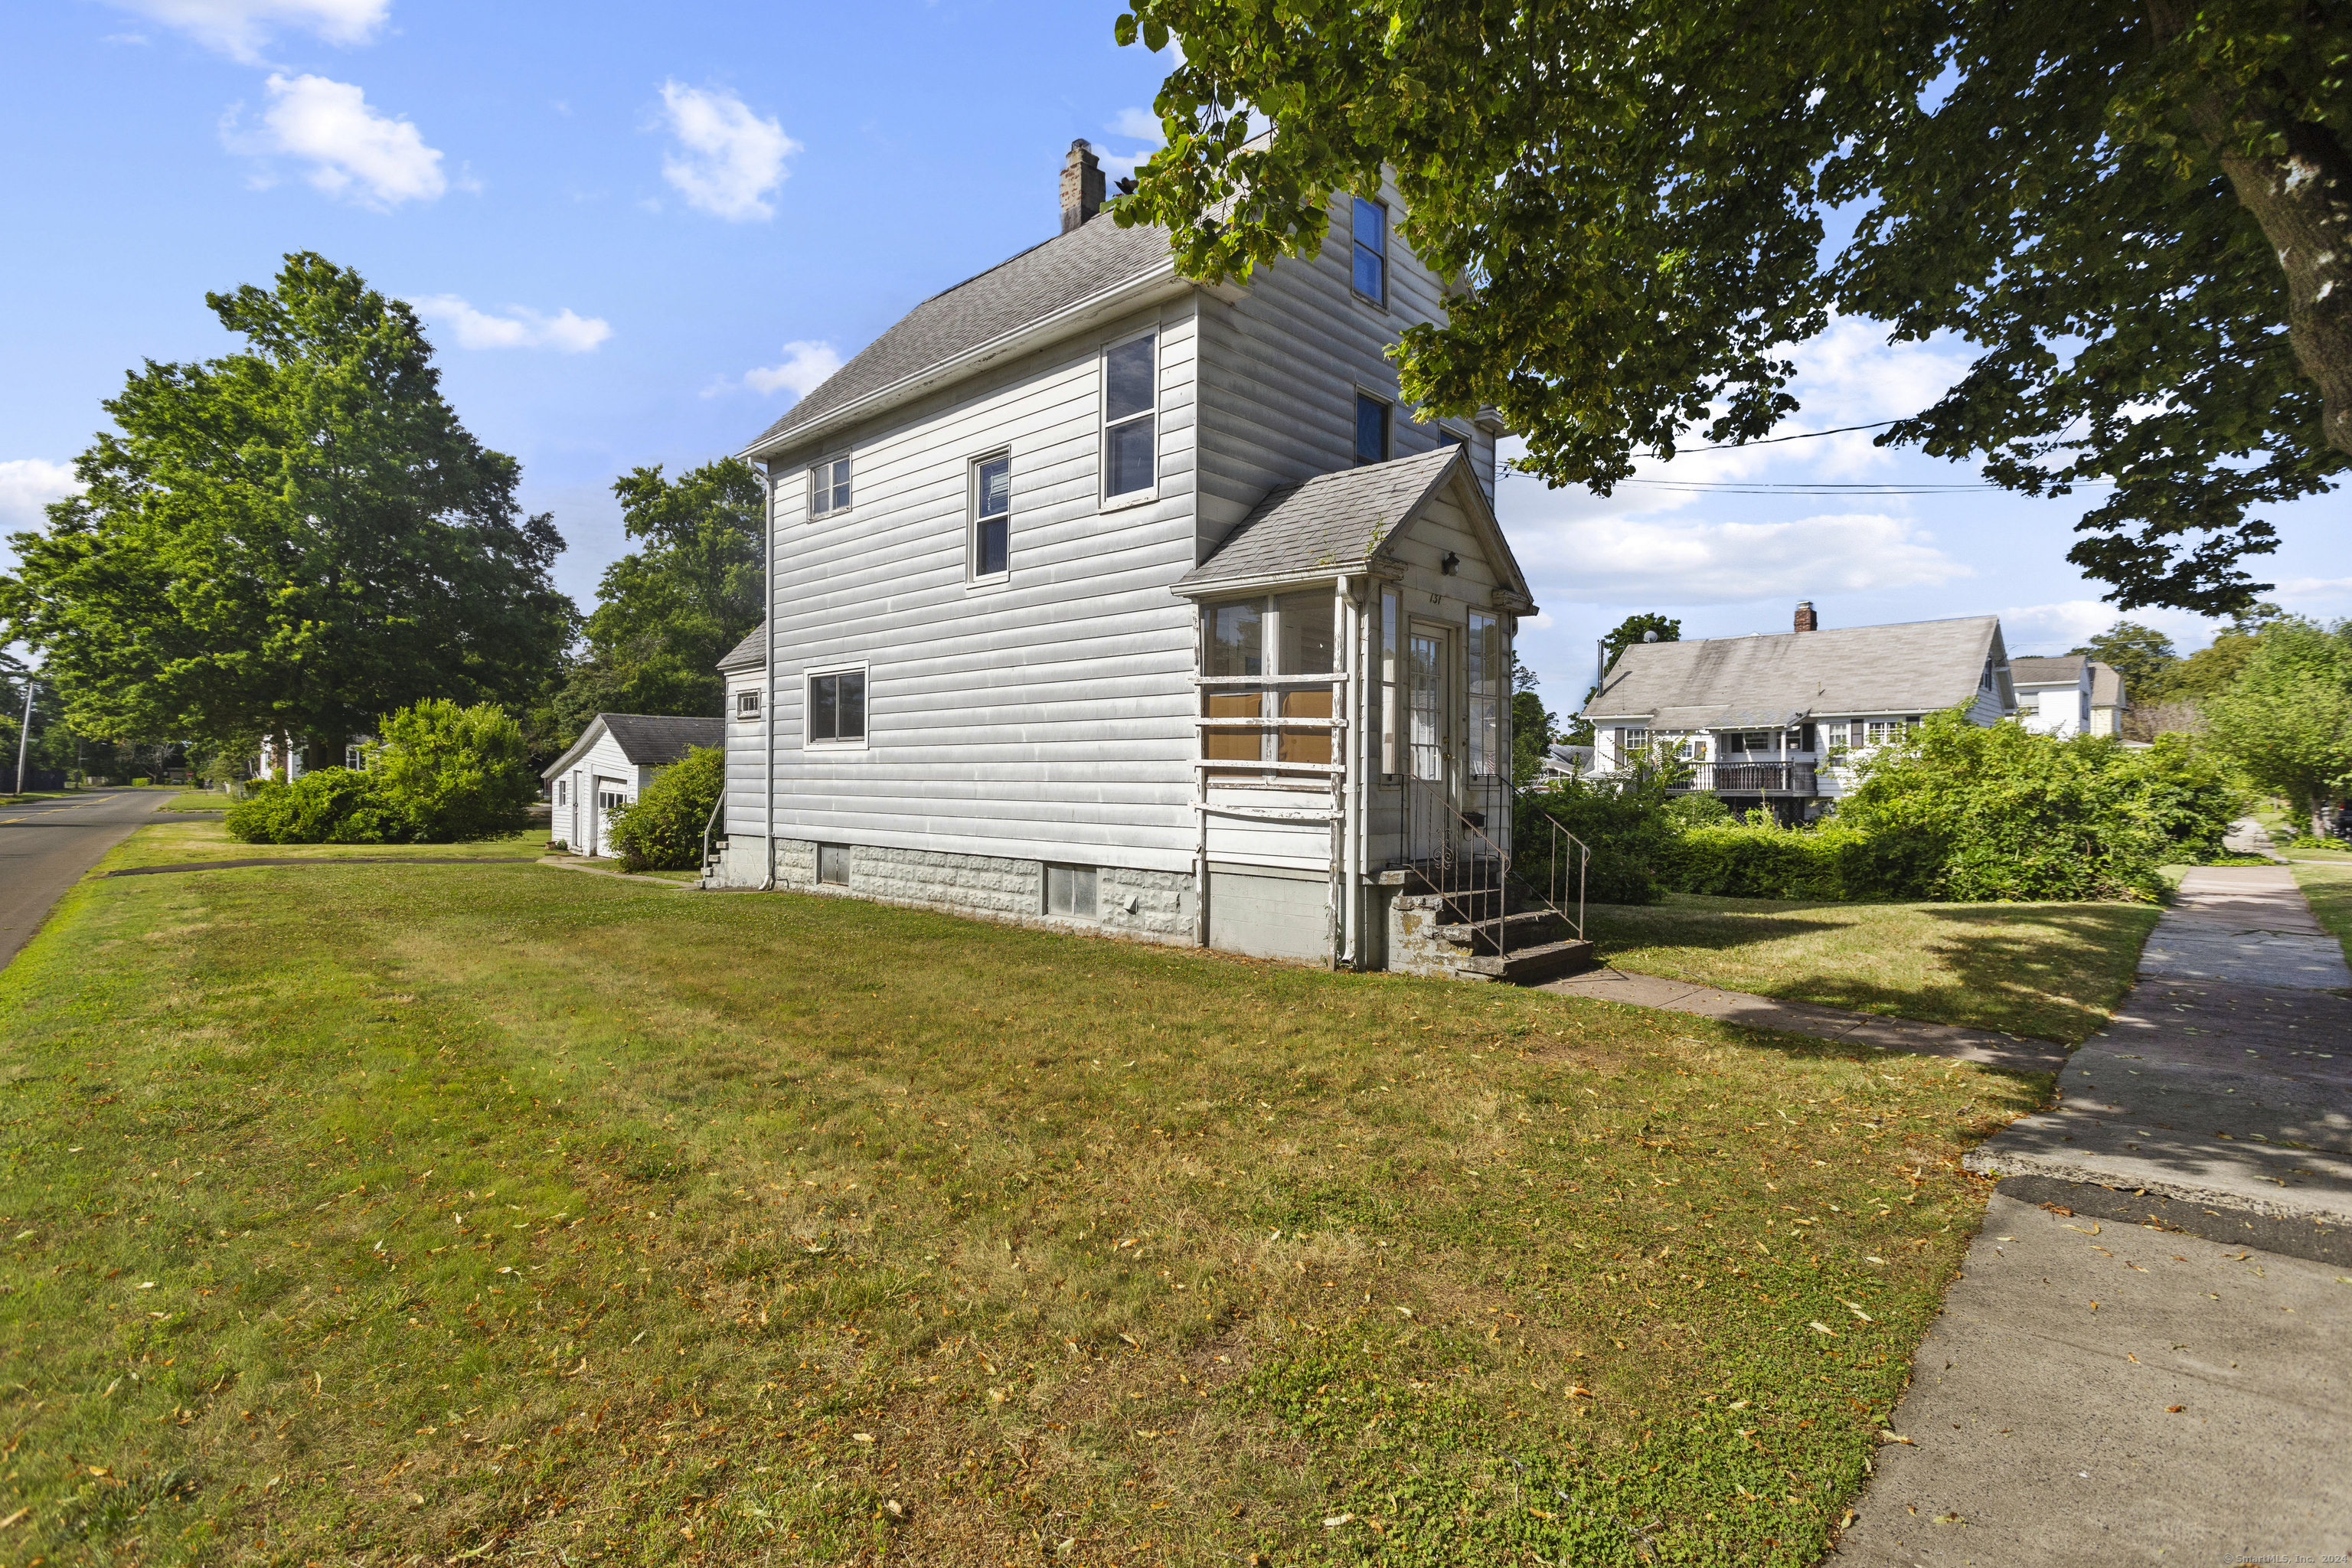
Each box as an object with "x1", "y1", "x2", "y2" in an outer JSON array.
[
  {"x1": 1832, "y1": 864, "x2": 2352, "y2": 1566},
  {"x1": 0, "y1": 789, "x2": 165, "y2": 970}
]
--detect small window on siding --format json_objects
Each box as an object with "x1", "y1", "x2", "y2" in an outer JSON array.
[
  {"x1": 1351, "y1": 196, "x2": 1387, "y2": 304},
  {"x1": 736, "y1": 689, "x2": 761, "y2": 718},
  {"x1": 1354, "y1": 393, "x2": 1390, "y2": 466},
  {"x1": 808, "y1": 456, "x2": 851, "y2": 520},
  {"x1": 555, "y1": 779, "x2": 567, "y2": 805},
  {"x1": 972, "y1": 452, "x2": 1011, "y2": 578},
  {"x1": 818, "y1": 844, "x2": 851, "y2": 885},
  {"x1": 345, "y1": 744, "x2": 368, "y2": 771},
  {"x1": 1044, "y1": 864, "x2": 1097, "y2": 919},
  {"x1": 1102, "y1": 333, "x2": 1156, "y2": 498},
  {"x1": 808, "y1": 668, "x2": 867, "y2": 744},
  {"x1": 1827, "y1": 721, "x2": 1851, "y2": 750}
]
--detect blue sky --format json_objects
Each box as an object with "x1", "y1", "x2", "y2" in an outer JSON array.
[{"x1": 6, "y1": 0, "x2": 2347, "y2": 707}]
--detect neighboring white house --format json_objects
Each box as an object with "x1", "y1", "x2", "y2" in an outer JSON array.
[
  {"x1": 1578, "y1": 603, "x2": 2017, "y2": 822},
  {"x1": 707, "y1": 141, "x2": 1566, "y2": 979},
  {"x1": 2011, "y1": 654, "x2": 2128, "y2": 738},
  {"x1": 256, "y1": 734, "x2": 373, "y2": 782},
  {"x1": 543, "y1": 713, "x2": 724, "y2": 858}
]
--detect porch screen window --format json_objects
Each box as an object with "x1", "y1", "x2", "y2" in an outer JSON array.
[
  {"x1": 1044, "y1": 864, "x2": 1098, "y2": 919},
  {"x1": 808, "y1": 669, "x2": 866, "y2": 743},
  {"x1": 973, "y1": 453, "x2": 1011, "y2": 577},
  {"x1": 1354, "y1": 394, "x2": 1390, "y2": 466},
  {"x1": 1467, "y1": 612, "x2": 1500, "y2": 777},
  {"x1": 1203, "y1": 599, "x2": 1265, "y2": 775},
  {"x1": 809, "y1": 457, "x2": 851, "y2": 519},
  {"x1": 1103, "y1": 333, "x2": 1156, "y2": 497},
  {"x1": 1380, "y1": 589, "x2": 1400, "y2": 776},
  {"x1": 1276, "y1": 592, "x2": 1335, "y2": 766},
  {"x1": 1351, "y1": 197, "x2": 1387, "y2": 303}
]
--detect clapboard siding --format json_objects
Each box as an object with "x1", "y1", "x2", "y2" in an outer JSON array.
[
  {"x1": 730, "y1": 296, "x2": 1204, "y2": 873},
  {"x1": 1194, "y1": 181, "x2": 1496, "y2": 555}
]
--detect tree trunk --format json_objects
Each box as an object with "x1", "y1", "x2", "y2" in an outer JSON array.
[{"x1": 2148, "y1": 0, "x2": 2352, "y2": 456}]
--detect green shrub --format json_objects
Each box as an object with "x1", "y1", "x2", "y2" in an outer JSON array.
[
  {"x1": 1515, "y1": 772, "x2": 1679, "y2": 904},
  {"x1": 606, "y1": 746, "x2": 726, "y2": 872},
  {"x1": 366, "y1": 699, "x2": 537, "y2": 841},
  {"x1": 1664, "y1": 792, "x2": 1732, "y2": 828},
  {"x1": 224, "y1": 769, "x2": 402, "y2": 844},
  {"x1": 1831, "y1": 710, "x2": 2246, "y2": 902},
  {"x1": 131, "y1": 776, "x2": 149, "y2": 788},
  {"x1": 1664, "y1": 820, "x2": 1878, "y2": 900}
]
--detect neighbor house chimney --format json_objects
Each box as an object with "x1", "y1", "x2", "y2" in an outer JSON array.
[
  {"x1": 1061, "y1": 140, "x2": 1105, "y2": 233},
  {"x1": 1793, "y1": 599, "x2": 1818, "y2": 633}
]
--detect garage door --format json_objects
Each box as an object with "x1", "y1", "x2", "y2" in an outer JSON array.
[{"x1": 1207, "y1": 866, "x2": 1330, "y2": 963}]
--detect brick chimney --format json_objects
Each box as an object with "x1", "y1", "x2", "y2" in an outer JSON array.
[
  {"x1": 1060, "y1": 140, "x2": 1105, "y2": 234},
  {"x1": 1793, "y1": 599, "x2": 1818, "y2": 633}
]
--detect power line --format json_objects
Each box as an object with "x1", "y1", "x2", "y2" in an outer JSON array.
[{"x1": 1661, "y1": 418, "x2": 1903, "y2": 454}]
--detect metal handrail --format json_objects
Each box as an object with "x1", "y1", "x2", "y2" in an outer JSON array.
[
  {"x1": 1401, "y1": 778, "x2": 1589, "y2": 957},
  {"x1": 698, "y1": 786, "x2": 726, "y2": 881}
]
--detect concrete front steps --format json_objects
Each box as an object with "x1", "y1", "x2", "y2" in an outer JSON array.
[{"x1": 1393, "y1": 884, "x2": 1597, "y2": 984}]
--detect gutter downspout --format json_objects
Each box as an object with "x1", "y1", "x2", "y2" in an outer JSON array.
[{"x1": 753, "y1": 466, "x2": 778, "y2": 891}]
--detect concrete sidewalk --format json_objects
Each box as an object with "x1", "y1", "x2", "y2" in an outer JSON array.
[
  {"x1": 1540, "y1": 965, "x2": 2069, "y2": 1075},
  {"x1": 1833, "y1": 865, "x2": 2352, "y2": 1566}
]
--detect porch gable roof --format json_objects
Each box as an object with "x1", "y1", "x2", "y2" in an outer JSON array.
[{"x1": 1171, "y1": 446, "x2": 1534, "y2": 609}]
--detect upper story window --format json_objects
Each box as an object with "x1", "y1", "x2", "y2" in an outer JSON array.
[
  {"x1": 972, "y1": 452, "x2": 1011, "y2": 579},
  {"x1": 809, "y1": 456, "x2": 851, "y2": 520},
  {"x1": 1102, "y1": 332, "x2": 1156, "y2": 499},
  {"x1": 807, "y1": 665, "x2": 867, "y2": 746},
  {"x1": 1354, "y1": 393, "x2": 1391, "y2": 466},
  {"x1": 736, "y1": 689, "x2": 761, "y2": 719},
  {"x1": 1351, "y1": 197, "x2": 1387, "y2": 305}
]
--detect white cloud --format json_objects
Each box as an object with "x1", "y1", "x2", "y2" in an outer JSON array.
[
  {"x1": 1098, "y1": 106, "x2": 1165, "y2": 180},
  {"x1": 103, "y1": 0, "x2": 389, "y2": 62},
  {"x1": 1997, "y1": 599, "x2": 2226, "y2": 655},
  {"x1": 704, "y1": 341, "x2": 842, "y2": 400},
  {"x1": 1523, "y1": 513, "x2": 1970, "y2": 606},
  {"x1": 0, "y1": 460, "x2": 85, "y2": 532},
  {"x1": 409, "y1": 295, "x2": 611, "y2": 353},
  {"x1": 228, "y1": 74, "x2": 446, "y2": 208},
  {"x1": 656, "y1": 82, "x2": 796, "y2": 221}
]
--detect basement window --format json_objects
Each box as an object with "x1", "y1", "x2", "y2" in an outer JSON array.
[
  {"x1": 1044, "y1": 864, "x2": 1098, "y2": 919},
  {"x1": 818, "y1": 844, "x2": 851, "y2": 886}
]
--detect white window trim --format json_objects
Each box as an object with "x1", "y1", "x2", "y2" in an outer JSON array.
[
  {"x1": 807, "y1": 453, "x2": 852, "y2": 522},
  {"x1": 1099, "y1": 326, "x2": 1159, "y2": 511},
  {"x1": 967, "y1": 448, "x2": 1012, "y2": 587},
  {"x1": 804, "y1": 659, "x2": 871, "y2": 751}
]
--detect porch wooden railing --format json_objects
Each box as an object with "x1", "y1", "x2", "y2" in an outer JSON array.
[{"x1": 1667, "y1": 761, "x2": 1818, "y2": 795}]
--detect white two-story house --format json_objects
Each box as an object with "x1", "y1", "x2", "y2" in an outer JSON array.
[
  {"x1": 2011, "y1": 654, "x2": 2128, "y2": 739},
  {"x1": 705, "y1": 142, "x2": 1555, "y2": 977},
  {"x1": 1579, "y1": 603, "x2": 2017, "y2": 822}
]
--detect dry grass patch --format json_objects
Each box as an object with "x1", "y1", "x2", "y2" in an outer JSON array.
[
  {"x1": 1585, "y1": 891, "x2": 2157, "y2": 1044},
  {"x1": 0, "y1": 822, "x2": 2038, "y2": 1565}
]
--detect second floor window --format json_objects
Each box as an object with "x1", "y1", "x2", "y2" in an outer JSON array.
[
  {"x1": 1352, "y1": 196, "x2": 1387, "y2": 303},
  {"x1": 809, "y1": 456, "x2": 851, "y2": 520},
  {"x1": 1355, "y1": 393, "x2": 1390, "y2": 466},
  {"x1": 972, "y1": 452, "x2": 1011, "y2": 577},
  {"x1": 808, "y1": 668, "x2": 866, "y2": 744},
  {"x1": 1103, "y1": 332, "x2": 1156, "y2": 498}
]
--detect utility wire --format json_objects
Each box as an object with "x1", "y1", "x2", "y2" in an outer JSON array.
[{"x1": 1658, "y1": 418, "x2": 1903, "y2": 454}]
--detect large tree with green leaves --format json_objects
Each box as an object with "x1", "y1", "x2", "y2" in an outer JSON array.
[
  {"x1": 548, "y1": 458, "x2": 764, "y2": 742},
  {"x1": 2202, "y1": 615, "x2": 2352, "y2": 827},
  {"x1": 0, "y1": 253, "x2": 571, "y2": 769},
  {"x1": 1113, "y1": 0, "x2": 2350, "y2": 613}
]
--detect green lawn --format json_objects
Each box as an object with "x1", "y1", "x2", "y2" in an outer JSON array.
[
  {"x1": 0, "y1": 820, "x2": 2035, "y2": 1566},
  {"x1": 2288, "y1": 861, "x2": 2352, "y2": 963},
  {"x1": 1583, "y1": 892, "x2": 2158, "y2": 1044},
  {"x1": 163, "y1": 789, "x2": 231, "y2": 812}
]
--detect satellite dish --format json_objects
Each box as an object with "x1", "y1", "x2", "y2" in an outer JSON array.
[{"x1": 1642, "y1": 629, "x2": 1658, "y2": 642}]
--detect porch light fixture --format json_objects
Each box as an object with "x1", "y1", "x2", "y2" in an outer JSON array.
[{"x1": 1440, "y1": 550, "x2": 1460, "y2": 575}]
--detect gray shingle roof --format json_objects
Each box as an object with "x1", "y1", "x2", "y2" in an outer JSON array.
[
  {"x1": 2010, "y1": 655, "x2": 2086, "y2": 687},
  {"x1": 2089, "y1": 661, "x2": 2126, "y2": 707},
  {"x1": 718, "y1": 621, "x2": 766, "y2": 671},
  {"x1": 600, "y1": 714, "x2": 724, "y2": 767},
  {"x1": 1174, "y1": 446, "x2": 1465, "y2": 593},
  {"x1": 743, "y1": 217, "x2": 1176, "y2": 456},
  {"x1": 1582, "y1": 616, "x2": 2003, "y2": 727}
]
